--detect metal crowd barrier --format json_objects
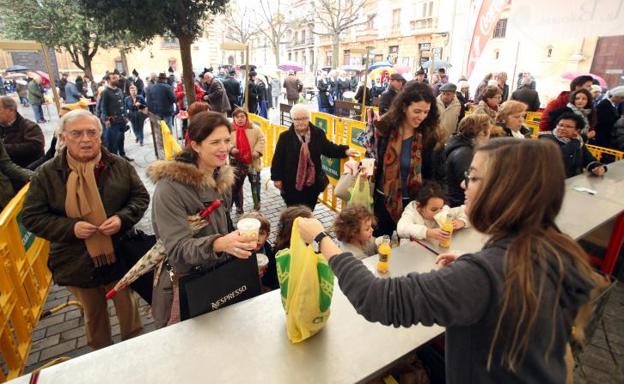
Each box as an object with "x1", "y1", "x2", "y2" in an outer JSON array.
[{"x1": 0, "y1": 185, "x2": 51, "y2": 382}]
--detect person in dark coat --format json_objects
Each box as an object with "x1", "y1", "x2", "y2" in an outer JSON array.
[
  {"x1": 271, "y1": 103, "x2": 356, "y2": 210},
  {"x1": 594, "y1": 86, "x2": 624, "y2": 149},
  {"x1": 124, "y1": 85, "x2": 147, "y2": 146},
  {"x1": 354, "y1": 82, "x2": 372, "y2": 106},
  {"x1": 22, "y1": 109, "x2": 149, "y2": 350},
  {"x1": 222, "y1": 69, "x2": 241, "y2": 114},
  {"x1": 511, "y1": 77, "x2": 541, "y2": 112},
  {"x1": 0, "y1": 134, "x2": 32, "y2": 210},
  {"x1": 378, "y1": 73, "x2": 406, "y2": 115},
  {"x1": 317, "y1": 73, "x2": 334, "y2": 114},
  {"x1": 539, "y1": 112, "x2": 606, "y2": 178},
  {"x1": 132, "y1": 69, "x2": 145, "y2": 96},
  {"x1": 0, "y1": 96, "x2": 45, "y2": 167},
  {"x1": 245, "y1": 72, "x2": 260, "y2": 115},
  {"x1": 373, "y1": 82, "x2": 447, "y2": 236},
  {"x1": 201, "y1": 72, "x2": 231, "y2": 114},
  {"x1": 146, "y1": 73, "x2": 176, "y2": 129},
  {"x1": 445, "y1": 114, "x2": 492, "y2": 207}
]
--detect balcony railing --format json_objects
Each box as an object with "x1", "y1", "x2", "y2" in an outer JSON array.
[{"x1": 410, "y1": 17, "x2": 437, "y2": 32}]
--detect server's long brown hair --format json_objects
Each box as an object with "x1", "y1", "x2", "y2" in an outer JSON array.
[{"x1": 469, "y1": 138, "x2": 593, "y2": 372}]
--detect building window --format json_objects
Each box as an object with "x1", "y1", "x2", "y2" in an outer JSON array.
[
  {"x1": 494, "y1": 50, "x2": 500, "y2": 60},
  {"x1": 343, "y1": 49, "x2": 350, "y2": 66},
  {"x1": 493, "y1": 18, "x2": 507, "y2": 38},
  {"x1": 289, "y1": 52, "x2": 292, "y2": 60},
  {"x1": 301, "y1": 30, "x2": 306, "y2": 44},
  {"x1": 114, "y1": 58, "x2": 124, "y2": 73},
  {"x1": 388, "y1": 46, "x2": 399, "y2": 64},
  {"x1": 367, "y1": 15, "x2": 374, "y2": 29},
  {"x1": 168, "y1": 58, "x2": 177, "y2": 71},
  {"x1": 392, "y1": 9, "x2": 401, "y2": 33},
  {"x1": 547, "y1": 46, "x2": 553, "y2": 58},
  {"x1": 326, "y1": 52, "x2": 332, "y2": 67},
  {"x1": 428, "y1": 1, "x2": 433, "y2": 16}
]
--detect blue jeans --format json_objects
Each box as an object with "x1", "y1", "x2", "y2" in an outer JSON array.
[
  {"x1": 106, "y1": 123, "x2": 125, "y2": 156},
  {"x1": 32, "y1": 104, "x2": 44, "y2": 122}
]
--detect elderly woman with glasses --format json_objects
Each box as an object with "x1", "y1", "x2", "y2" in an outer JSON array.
[{"x1": 270, "y1": 104, "x2": 357, "y2": 210}]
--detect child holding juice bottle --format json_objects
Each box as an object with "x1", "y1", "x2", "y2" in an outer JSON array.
[
  {"x1": 397, "y1": 181, "x2": 469, "y2": 244},
  {"x1": 239, "y1": 211, "x2": 278, "y2": 290}
]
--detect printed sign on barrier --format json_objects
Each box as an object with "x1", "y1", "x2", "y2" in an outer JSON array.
[
  {"x1": 314, "y1": 116, "x2": 329, "y2": 133},
  {"x1": 321, "y1": 156, "x2": 342, "y2": 181},
  {"x1": 17, "y1": 212, "x2": 35, "y2": 252}
]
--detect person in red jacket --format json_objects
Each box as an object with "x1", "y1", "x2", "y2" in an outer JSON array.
[
  {"x1": 539, "y1": 75, "x2": 594, "y2": 131},
  {"x1": 175, "y1": 75, "x2": 205, "y2": 111}
]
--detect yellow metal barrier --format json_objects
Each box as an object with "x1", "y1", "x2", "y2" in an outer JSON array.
[
  {"x1": 586, "y1": 145, "x2": 624, "y2": 162},
  {"x1": 0, "y1": 185, "x2": 51, "y2": 382}
]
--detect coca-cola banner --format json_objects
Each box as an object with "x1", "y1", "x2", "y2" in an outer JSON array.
[{"x1": 466, "y1": 0, "x2": 507, "y2": 78}]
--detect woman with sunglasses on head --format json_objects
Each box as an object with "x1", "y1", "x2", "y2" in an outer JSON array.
[{"x1": 298, "y1": 138, "x2": 595, "y2": 383}]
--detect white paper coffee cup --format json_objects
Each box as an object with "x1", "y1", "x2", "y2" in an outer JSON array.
[
  {"x1": 361, "y1": 158, "x2": 375, "y2": 175},
  {"x1": 237, "y1": 218, "x2": 261, "y2": 240}
]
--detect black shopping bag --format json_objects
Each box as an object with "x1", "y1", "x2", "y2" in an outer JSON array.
[{"x1": 178, "y1": 254, "x2": 261, "y2": 320}]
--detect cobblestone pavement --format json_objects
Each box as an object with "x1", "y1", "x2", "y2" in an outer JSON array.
[{"x1": 10, "y1": 101, "x2": 624, "y2": 382}]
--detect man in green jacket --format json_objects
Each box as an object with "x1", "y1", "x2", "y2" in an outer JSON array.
[
  {"x1": 22, "y1": 109, "x2": 149, "y2": 350},
  {"x1": 0, "y1": 137, "x2": 33, "y2": 210},
  {"x1": 27, "y1": 77, "x2": 46, "y2": 123}
]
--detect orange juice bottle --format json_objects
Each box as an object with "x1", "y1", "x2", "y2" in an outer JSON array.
[
  {"x1": 377, "y1": 237, "x2": 392, "y2": 273},
  {"x1": 438, "y1": 214, "x2": 454, "y2": 248}
]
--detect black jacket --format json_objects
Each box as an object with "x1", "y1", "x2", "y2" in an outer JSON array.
[
  {"x1": 222, "y1": 76, "x2": 241, "y2": 109},
  {"x1": 378, "y1": 87, "x2": 398, "y2": 115},
  {"x1": 146, "y1": 82, "x2": 176, "y2": 117},
  {"x1": 444, "y1": 134, "x2": 474, "y2": 207},
  {"x1": 511, "y1": 85, "x2": 540, "y2": 112},
  {"x1": 271, "y1": 123, "x2": 348, "y2": 195},
  {"x1": 595, "y1": 99, "x2": 620, "y2": 149},
  {"x1": 0, "y1": 113, "x2": 45, "y2": 168},
  {"x1": 317, "y1": 79, "x2": 333, "y2": 108},
  {"x1": 100, "y1": 86, "x2": 126, "y2": 120},
  {"x1": 539, "y1": 133, "x2": 604, "y2": 178}
]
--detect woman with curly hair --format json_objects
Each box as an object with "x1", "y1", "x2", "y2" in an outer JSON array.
[{"x1": 373, "y1": 81, "x2": 447, "y2": 236}]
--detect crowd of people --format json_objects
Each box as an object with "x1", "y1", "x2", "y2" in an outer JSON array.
[{"x1": 1, "y1": 62, "x2": 623, "y2": 382}]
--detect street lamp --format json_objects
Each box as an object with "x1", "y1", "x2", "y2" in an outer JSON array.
[{"x1": 220, "y1": 41, "x2": 250, "y2": 111}]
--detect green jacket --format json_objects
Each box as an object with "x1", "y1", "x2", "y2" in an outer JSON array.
[
  {"x1": 0, "y1": 139, "x2": 33, "y2": 209},
  {"x1": 22, "y1": 148, "x2": 149, "y2": 288},
  {"x1": 27, "y1": 80, "x2": 43, "y2": 105}
]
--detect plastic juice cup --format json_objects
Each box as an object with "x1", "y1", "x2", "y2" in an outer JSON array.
[
  {"x1": 438, "y1": 218, "x2": 454, "y2": 248},
  {"x1": 256, "y1": 253, "x2": 269, "y2": 271},
  {"x1": 237, "y1": 218, "x2": 261, "y2": 241},
  {"x1": 361, "y1": 158, "x2": 375, "y2": 176}
]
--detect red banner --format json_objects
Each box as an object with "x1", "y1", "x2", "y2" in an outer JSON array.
[{"x1": 466, "y1": 0, "x2": 506, "y2": 78}]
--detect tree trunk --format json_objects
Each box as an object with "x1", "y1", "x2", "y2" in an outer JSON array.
[
  {"x1": 80, "y1": 50, "x2": 94, "y2": 80},
  {"x1": 119, "y1": 49, "x2": 129, "y2": 74},
  {"x1": 178, "y1": 34, "x2": 196, "y2": 108},
  {"x1": 273, "y1": 35, "x2": 281, "y2": 66},
  {"x1": 332, "y1": 34, "x2": 340, "y2": 68}
]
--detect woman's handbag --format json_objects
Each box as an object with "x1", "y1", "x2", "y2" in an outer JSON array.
[
  {"x1": 178, "y1": 255, "x2": 262, "y2": 320},
  {"x1": 113, "y1": 228, "x2": 157, "y2": 305}
]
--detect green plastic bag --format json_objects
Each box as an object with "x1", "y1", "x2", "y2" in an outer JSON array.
[
  {"x1": 276, "y1": 218, "x2": 334, "y2": 343},
  {"x1": 348, "y1": 175, "x2": 373, "y2": 211}
]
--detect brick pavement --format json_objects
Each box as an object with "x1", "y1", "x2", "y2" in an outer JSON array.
[{"x1": 10, "y1": 102, "x2": 624, "y2": 382}]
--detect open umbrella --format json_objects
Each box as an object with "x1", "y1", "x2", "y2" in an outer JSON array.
[
  {"x1": 368, "y1": 61, "x2": 393, "y2": 71},
  {"x1": 29, "y1": 71, "x2": 51, "y2": 87},
  {"x1": 278, "y1": 61, "x2": 304, "y2": 72},
  {"x1": 339, "y1": 64, "x2": 363, "y2": 72},
  {"x1": 421, "y1": 60, "x2": 452, "y2": 70},
  {"x1": 105, "y1": 200, "x2": 223, "y2": 299},
  {"x1": 393, "y1": 63, "x2": 411, "y2": 74},
  {"x1": 369, "y1": 67, "x2": 396, "y2": 80},
  {"x1": 561, "y1": 71, "x2": 607, "y2": 88},
  {"x1": 255, "y1": 66, "x2": 279, "y2": 79},
  {"x1": 3, "y1": 72, "x2": 28, "y2": 80},
  {"x1": 5, "y1": 64, "x2": 29, "y2": 73}
]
